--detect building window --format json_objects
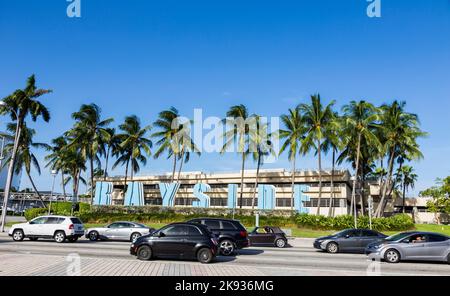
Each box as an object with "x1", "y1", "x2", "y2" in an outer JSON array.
[
  {"x1": 146, "y1": 198, "x2": 162, "y2": 205},
  {"x1": 303, "y1": 198, "x2": 345, "y2": 208},
  {"x1": 237, "y1": 198, "x2": 257, "y2": 207},
  {"x1": 210, "y1": 198, "x2": 227, "y2": 207},
  {"x1": 276, "y1": 198, "x2": 292, "y2": 207}
]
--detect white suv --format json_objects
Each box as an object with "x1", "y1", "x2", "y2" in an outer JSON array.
[{"x1": 9, "y1": 215, "x2": 85, "y2": 243}]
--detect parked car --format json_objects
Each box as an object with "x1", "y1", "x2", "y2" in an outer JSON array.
[
  {"x1": 314, "y1": 228, "x2": 387, "y2": 253},
  {"x1": 248, "y1": 226, "x2": 288, "y2": 248},
  {"x1": 130, "y1": 222, "x2": 218, "y2": 263},
  {"x1": 187, "y1": 218, "x2": 249, "y2": 255},
  {"x1": 85, "y1": 221, "x2": 155, "y2": 242},
  {"x1": 8, "y1": 215, "x2": 85, "y2": 243},
  {"x1": 366, "y1": 231, "x2": 450, "y2": 264}
]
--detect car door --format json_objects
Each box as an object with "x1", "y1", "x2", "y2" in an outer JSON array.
[
  {"x1": 183, "y1": 225, "x2": 205, "y2": 259},
  {"x1": 203, "y1": 220, "x2": 221, "y2": 238},
  {"x1": 249, "y1": 227, "x2": 264, "y2": 244},
  {"x1": 421, "y1": 234, "x2": 450, "y2": 261},
  {"x1": 399, "y1": 234, "x2": 427, "y2": 259},
  {"x1": 43, "y1": 217, "x2": 62, "y2": 237},
  {"x1": 152, "y1": 225, "x2": 188, "y2": 258},
  {"x1": 338, "y1": 229, "x2": 362, "y2": 252},
  {"x1": 104, "y1": 222, "x2": 121, "y2": 239},
  {"x1": 27, "y1": 216, "x2": 48, "y2": 236},
  {"x1": 115, "y1": 222, "x2": 133, "y2": 240},
  {"x1": 258, "y1": 227, "x2": 276, "y2": 244},
  {"x1": 359, "y1": 230, "x2": 382, "y2": 252}
]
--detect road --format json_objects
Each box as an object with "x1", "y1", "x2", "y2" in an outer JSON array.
[{"x1": 0, "y1": 233, "x2": 449, "y2": 276}]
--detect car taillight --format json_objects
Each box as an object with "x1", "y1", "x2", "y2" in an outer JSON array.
[
  {"x1": 239, "y1": 231, "x2": 247, "y2": 238},
  {"x1": 68, "y1": 224, "x2": 74, "y2": 230}
]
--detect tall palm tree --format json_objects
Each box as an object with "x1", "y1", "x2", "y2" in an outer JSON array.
[
  {"x1": 279, "y1": 108, "x2": 306, "y2": 211},
  {"x1": 152, "y1": 107, "x2": 183, "y2": 183},
  {"x1": 249, "y1": 115, "x2": 276, "y2": 210},
  {"x1": 62, "y1": 146, "x2": 87, "y2": 201},
  {"x1": 341, "y1": 101, "x2": 380, "y2": 226},
  {"x1": 113, "y1": 115, "x2": 152, "y2": 189},
  {"x1": 0, "y1": 75, "x2": 51, "y2": 212},
  {"x1": 69, "y1": 104, "x2": 113, "y2": 204},
  {"x1": 395, "y1": 165, "x2": 418, "y2": 213},
  {"x1": 3, "y1": 123, "x2": 50, "y2": 207},
  {"x1": 102, "y1": 128, "x2": 120, "y2": 180},
  {"x1": 175, "y1": 118, "x2": 200, "y2": 181},
  {"x1": 374, "y1": 101, "x2": 426, "y2": 217},
  {"x1": 45, "y1": 136, "x2": 69, "y2": 198},
  {"x1": 298, "y1": 94, "x2": 335, "y2": 215},
  {"x1": 221, "y1": 105, "x2": 251, "y2": 209}
]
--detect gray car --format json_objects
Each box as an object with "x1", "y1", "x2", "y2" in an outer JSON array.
[
  {"x1": 366, "y1": 231, "x2": 450, "y2": 264},
  {"x1": 85, "y1": 221, "x2": 155, "y2": 242}
]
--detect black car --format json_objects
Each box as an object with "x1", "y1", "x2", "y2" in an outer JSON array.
[
  {"x1": 187, "y1": 218, "x2": 249, "y2": 256},
  {"x1": 130, "y1": 222, "x2": 218, "y2": 263},
  {"x1": 313, "y1": 228, "x2": 387, "y2": 254},
  {"x1": 248, "y1": 226, "x2": 288, "y2": 248}
]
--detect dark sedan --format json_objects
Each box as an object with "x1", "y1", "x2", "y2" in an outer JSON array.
[
  {"x1": 248, "y1": 226, "x2": 288, "y2": 248},
  {"x1": 314, "y1": 228, "x2": 387, "y2": 254},
  {"x1": 130, "y1": 222, "x2": 218, "y2": 263}
]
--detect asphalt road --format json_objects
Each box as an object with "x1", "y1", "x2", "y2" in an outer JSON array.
[{"x1": 0, "y1": 233, "x2": 449, "y2": 276}]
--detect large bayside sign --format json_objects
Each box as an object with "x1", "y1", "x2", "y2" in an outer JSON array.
[{"x1": 94, "y1": 181, "x2": 310, "y2": 213}]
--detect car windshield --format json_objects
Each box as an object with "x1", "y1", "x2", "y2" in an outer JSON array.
[{"x1": 385, "y1": 232, "x2": 412, "y2": 242}]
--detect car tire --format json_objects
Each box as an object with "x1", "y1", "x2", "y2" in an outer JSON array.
[
  {"x1": 68, "y1": 237, "x2": 78, "y2": 243},
  {"x1": 384, "y1": 248, "x2": 401, "y2": 263},
  {"x1": 88, "y1": 231, "x2": 99, "y2": 241},
  {"x1": 197, "y1": 248, "x2": 213, "y2": 264},
  {"x1": 12, "y1": 229, "x2": 24, "y2": 241},
  {"x1": 130, "y1": 232, "x2": 141, "y2": 242},
  {"x1": 275, "y1": 238, "x2": 286, "y2": 248},
  {"x1": 137, "y1": 245, "x2": 152, "y2": 260},
  {"x1": 29, "y1": 237, "x2": 38, "y2": 241},
  {"x1": 219, "y1": 239, "x2": 235, "y2": 256},
  {"x1": 326, "y1": 242, "x2": 339, "y2": 254},
  {"x1": 54, "y1": 231, "x2": 66, "y2": 243}
]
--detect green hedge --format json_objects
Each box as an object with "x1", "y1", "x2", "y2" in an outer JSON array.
[
  {"x1": 295, "y1": 213, "x2": 414, "y2": 231},
  {"x1": 24, "y1": 202, "x2": 91, "y2": 220}
]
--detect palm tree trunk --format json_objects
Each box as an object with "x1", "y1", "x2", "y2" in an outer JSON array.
[
  {"x1": 360, "y1": 166, "x2": 365, "y2": 216},
  {"x1": 124, "y1": 158, "x2": 129, "y2": 193},
  {"x1": 350, "y1": 133, "x2": 362, "y2": 228},
  {"x1": 251, "y1": 154, "x2": 261, "y2": 210},
  {"x1": 103, "y1": 146, "x2": 110, "y2": 180},
  {"x1": 328, "y1": 149, "x2": 335, "y2": 217},
  {"x1": 375, "y1": 147, "x2": 395, "y2": 217},
  {"x1": 239, "y1": 152, "x2": 246, "y2": 209},
  {"x1": 402, "y1": 181, "x2": 406, "y2": 214},
  {"x1": 177, "y1": 150, "x2": 185, "y2": 181},
  {"x1": 171, "y1": 154, "x2": 177, "y2": 183},
  {"x1": 316, "y1": 139, "x2": 322, "y2": 215},
  {"x1": 61, "y1": 171, "x2": 66, "y2": 199},
  {"x1": 89, "y1": 156, "x2": 94, "y2": 205},
  {"x1": 26, "y1": 170, "x2": 45, "y2": 208},
  {"x1": 290, "y1": 156, "x2": 296, "y2": 212}
]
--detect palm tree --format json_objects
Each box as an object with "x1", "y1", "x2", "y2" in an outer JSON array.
[
  {"x1": 321, "y1": 112, "x2": 343, "y2": 217},
  {"x1": 69, "y1": 104, "x2": 113, "y2": 205},
  {"x1": 279, "y1": 108, "x2": 306, "y2": 211},
  {"x1": 374, "y1": 101, "x2": 426, "y2": 217},
  {"x1": 102, "y1": 128, "x2": 120, "y2": 180},
  {"x1": 152, "y1": 107, "x2": 184, "y2": 182},
  {"x1": 3, "y1": 123, "x2": 50, "y2": 207},
  {"x1": 45, "y1": 136, "x2": 69, "y2": 198},
  {"x1": 249, "y1": 115, "x2": 276, "y2": 210},
  {"x1": 62, "y1": 146, "x2": 87, "y2": 201},
  {"x1": 341, "y1": 101, "x2": 380, "y2": 226},
  {"x1": 395, "y1": 165, "x2": 418, "y2": 213},
  {"x1": 113, "y1": 115, "x2": 152, "y2": 189},
  {"x1": 221, "y1": 105, "x2": 251, "y2": 209},
  {"x1": 175, "y1": 119, "x2": 200, "y2": 181},
  {"x1": 298, "y1": 94, "x2": 335, "y2": 215},
  {"x1": 0, "y1": 75, "x2": 51, "y2": 213}
]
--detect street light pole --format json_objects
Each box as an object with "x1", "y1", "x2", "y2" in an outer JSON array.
[
  {"x1": 48, "y1": 170, "x2": 57, "y2": 215},
  {"x1": 0, "y1": 102, "x2": 21, "y2": 232}
]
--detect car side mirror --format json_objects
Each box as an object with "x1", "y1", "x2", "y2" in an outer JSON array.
[
  {"x1": 29, "y1": 221, "x2": 34, "y2": 225},
  {"x1": 158, "y1": 232, "x2": 165, "y2": 237},
  {"x1": 345, "y1": 234, "x2": 350, "y2": 239},
  {"x1": 401, "y1": 240, "x2": 410, "y2": 244}
]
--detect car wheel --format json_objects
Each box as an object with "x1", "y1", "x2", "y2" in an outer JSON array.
[
  {"x1": 12, "y1": 229, "x2": 24, "y2": 241},
  {"x1": 197, "y1": 248, "x2": 213, "y2": 264},
  {"x1": 137, "y1": 245, "x2": 152, "y2": 260},
  {"x1": 384, "y1": 249, "x2": 400, "y2": 263},
  {"x1": 29, "y1": 237, "x2": 38, "y2": 241},
  {"x1": 130, "y1": 232, "x2": 141, "y2": 242},
  {"x1": 326, "y1": 242, "x2": 339, "y2": 254},
  {"x1": 54, "y1": 231, "x2": 66, "y2": 243},
  {"x1": 219, "y1": 239, "x2": 235, "y2": 256},
  {"x1": 68, "y1": 237, "x2": 78, "y2": 243},
  {"x1": 88, "y1": 231, "x2": 99, "y2": 241},
  {"x1": 275, "y1": 238, "x2": 286, "y2": 248}
]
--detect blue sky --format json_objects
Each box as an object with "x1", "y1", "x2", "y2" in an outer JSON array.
[{"x1": 0, "y1": 0, "x2": 449, "y2": 196}]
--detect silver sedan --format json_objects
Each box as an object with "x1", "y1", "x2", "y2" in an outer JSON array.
[
  {"x1": 85, "y1": 221, "x2": 155, "y2": 242},
  {"x1": 366, "y1": 231, "x2": 450, "y2": 264}
]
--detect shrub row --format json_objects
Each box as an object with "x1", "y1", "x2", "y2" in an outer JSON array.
[{"x1": 24, "y1": 202, "x2": 91, "y2": 220}]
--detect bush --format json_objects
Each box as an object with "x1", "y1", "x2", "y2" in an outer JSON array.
[
  {"x1": 295, "y1": 213, "x2": 414, "y2": 231},
  {"x1": 24, "y1": 202, "x2": 91, "y2": 221},
  {"x1": 24, "y1": 208, "x2": 47, "y2": 220}
]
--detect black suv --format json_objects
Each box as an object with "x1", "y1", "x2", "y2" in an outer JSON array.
[
  {"x1": 130, "y1": 222, "x2": 218, "y2": 263},
  {"x1": 187, "y1": 218, "x2": 249, "y2": 256}
]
